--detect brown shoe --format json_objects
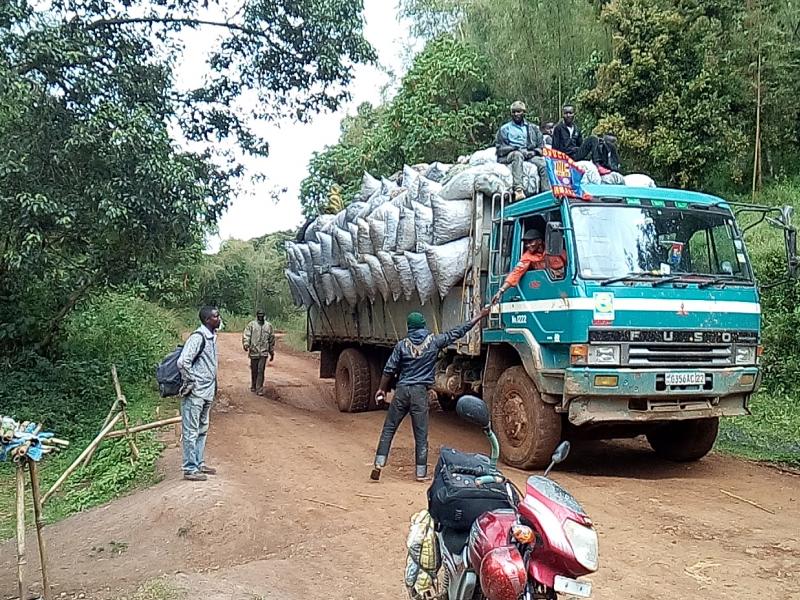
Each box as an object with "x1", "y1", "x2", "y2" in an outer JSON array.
[
  {"x1": 183, "y1": 472, "x2": 207, "y2": 481},
  {"x1": 514, "y1": 188, "x2": 526, "y2": 201},
  {"x1": 200, "y1": 465, "x2": 217, "y2": 475},
  {"x1": 370, "y1": 466, "x2": 382, "y2": 481}
]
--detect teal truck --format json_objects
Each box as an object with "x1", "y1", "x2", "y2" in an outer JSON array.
[{"x1": 307, "y1": 185, "x2": 797, "y2": 468}]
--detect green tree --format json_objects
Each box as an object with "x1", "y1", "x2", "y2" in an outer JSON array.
[
  {"x1": 580, "y1": 0, "x2": 750, "y2": 187},
  {"x1": 300, "y1": 36, "x2": 505, "y2": 217},
  {"x1": 0, "y1": 0, "x2": 375, "y2": 352}
]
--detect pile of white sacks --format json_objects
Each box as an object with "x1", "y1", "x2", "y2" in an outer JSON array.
[{"x1": 285, "y1": 149, "x2": 656, "y2": 309}]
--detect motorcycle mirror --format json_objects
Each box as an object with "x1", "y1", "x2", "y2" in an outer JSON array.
[
  {"x1": 551, "y1": 441, "x2": 571, "y2": 464},
  {"x1": 456, "y1": 395, "x2": 491, "y2": 429}
]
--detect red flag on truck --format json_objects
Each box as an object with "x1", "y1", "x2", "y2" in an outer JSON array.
[{"x1": 542, "y1": 148, "x2": 592, "y2": 200}]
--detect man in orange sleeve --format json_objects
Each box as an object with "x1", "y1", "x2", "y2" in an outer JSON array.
[{"x1": 491, "y1": 230, "x2": 566, "y2": 304}]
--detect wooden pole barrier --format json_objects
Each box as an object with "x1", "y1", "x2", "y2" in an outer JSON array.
[
  {"x1": 42, "y1": 411, "x2": 123, "y2": 505},
  {"x1": 104, "y1": 416, "x2": 182, "y2": 439},
  {"x1": 16, "y1": 464, "x2": 27, "y2": 600},
  {"x1": 111, "y1": 365, "x2": 140, "y2": 461},
  {"x1": 82, "y1": 396, "x2": 120, "y2": 468},
  {"x1": 28, "y1": 461, "x2": 50, "y2": 600}
]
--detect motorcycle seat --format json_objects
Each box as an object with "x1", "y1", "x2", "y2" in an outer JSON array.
[{"x1": 441, "y1": 527, "x2": 470, "y2": 555}]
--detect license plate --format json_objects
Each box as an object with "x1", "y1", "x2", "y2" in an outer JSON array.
[
  {"x1": 664, "y1": 371, "x2": 705, "y2": 386},
  {"x1": 554, "y1": 575, "x2": 592, "y2": 598}
]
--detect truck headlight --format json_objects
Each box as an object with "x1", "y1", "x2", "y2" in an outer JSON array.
[
  {"x1": 588, "y1": 344, "x2": 620, "y2": 366},
  {"x1": 564, "y1": 519, "x2": 599, "y2": 572},
  {"x1": 735, "y1": 346, "x2": 756, "y2": 365}
]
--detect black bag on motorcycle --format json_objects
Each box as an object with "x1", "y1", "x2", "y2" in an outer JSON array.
[{"x1": 427, "y1": 447, "x2": 517, "y2": 531}]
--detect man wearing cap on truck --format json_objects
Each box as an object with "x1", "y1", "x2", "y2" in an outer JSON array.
[
  {"x1": 371, "y1": 307, "x2": 491, "y2": 483},
  {"x1": 492, "y1": 229, "x2": 566, "y2": 304},
  {"x1": 495, "y1": 100, "x2": 551, "y2": 201}
]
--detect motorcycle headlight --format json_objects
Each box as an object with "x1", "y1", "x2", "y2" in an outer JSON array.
[
  {"x1": 588, "y1": 344, "x2": 620, "y2": 366},
  {"x1": 735, "y1": 346, "x2": 756, "y2": 365},
  {"x1": 563, "y1": 519, "x2": 599, "y2": 572}
]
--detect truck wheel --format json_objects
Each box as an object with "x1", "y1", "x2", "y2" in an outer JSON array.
[
  {"x1": 367, "y1": 356, "x2": 386, "y2": 411},
  {"x1": 492, "y1": 366, "x2": 561, "y2": 469},
  {"x1": 335, "y1": 348, "x2": 371, "y2": 413},
  {"x1": 646, "y1": 418, "x2": 719, "y2": 462}
]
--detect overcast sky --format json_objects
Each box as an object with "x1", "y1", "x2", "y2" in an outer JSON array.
[{"x1": 176, "y1": 2, "x2": 415, "y2": 252}]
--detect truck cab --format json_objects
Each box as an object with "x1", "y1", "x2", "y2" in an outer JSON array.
[{"x1": 484, "y1": 185, "x2": 763, "y2": 467}]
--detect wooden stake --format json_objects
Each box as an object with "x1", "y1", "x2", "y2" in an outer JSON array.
[
  {"x1": 304, "y1": 497, "x2": 348, "y2": 511},
  {"x1": 720, "y1": 489, "x2": 775, "y2": 514},
  {"x1": 104, "y1": 415, "x2": 182, "y2": 438},
  {"x1": 111, "y1": 365, "x2": 140, "y2": 461},
  {"x1": 28, "y1": 461, "x2": 50, "y2": 600},
  {"x1": 42, "y1": 411, "x2": 123, "y2": 505},
  {"x1": 16, "y1": 464, "x2": 27, "y2": 600},
  {"x1": 82, "y1": 396, "x2": 120, "y2": 468}
]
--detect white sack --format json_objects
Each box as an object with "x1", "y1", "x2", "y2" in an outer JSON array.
[
  {"x1": 345, "y1": 201, "x2": 368, "y2": 222},
  {"x1": 359, "y1": 171, "x2": 381, "y2": 201},
  {"x1": 356, "y1": 218, "x2": 373, "y2": 256},
  {"x1": 417, "y1": 177, "x2": 441, "y2": 207},
  {"x1": 331, "y1": 267, "x2": 358, "y2": 305},
  {"x1": 369, "y1": 201, "x2": 401, "y2": 253},
  {"x1": 396, "y1": 204, "x2": 417, "y2": 252},
  {"x1": 377, "y1": 251, "x2": 403, "y2": 301},
  {"x1": 285, "y1": 270, "x2": 304, "y2": 306},
  {"x1": 320, "y1": 272, "x2": 337, "y2": 305},
  {"x1": 287, "y1": 271, "x2": 312, "y2": 307},
  {"x1": 317, "y1": 232, "x2": 334, "y2": 270},
  {"x1": 522, "y1": 162, "x2": 541, "y2": 195},
  {"x1": 333, "y1": 226, "x2": 355, "y2": 257},
  {"x1": 297, "y1": 244, "x2": 313, "y2": 274},
  {"x1": 381, "y1": 177, "x2": 399, "y2": 196},
  {"x1": 425, "y1": 162, "x2": 451, "y2": 183},
  {"x1": 624, "y1": 173, "x2": 657, "y2": 188},
  {"x1": 364, "y1": 254, "x2": 391, "y2": 302},
  {"x1": 469, "y1": 147, "x2": 497, "y2": 166},
  {"x1": 391, "y1": 253, "x2": 417, "y2": 301},
  {"x1": 432, "y1": 196, "x2": 472, "y2": 245},
  {"x1": 576, "y1": 161, "x2": 601, "y2": 184},
  {"x1": 402, "y1": 165, "x2": 421, "y2": 202},
  {"x1": 405, "y1": 251, "x2": 436, "y2": 305},
  {"x1": 413, "y1": 202, "x2": 434, "y2": 251},
  {"x1": 351, "y1": 262, "x2": 376, "y2": 303},
  {"x1": 308, "y1": 241, "x2": 323, "y2": 270},
  {"x1": 601, "y1": 172, "x2": 626, "y2": 185},
  {"x1": 426, "y1": 238, "x2": 472, "y2": 299},
  {"x1": 440, "y1": 163, "x2": 512, "y2": 201}
]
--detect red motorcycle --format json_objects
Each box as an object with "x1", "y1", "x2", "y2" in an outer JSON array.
[{"x1": 409, "y1": 395, "x2": 597, "y2": 600}]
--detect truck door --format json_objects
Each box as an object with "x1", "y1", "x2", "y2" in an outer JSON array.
[{"x1": 487, "y1": 218, "x2": 514, "y2": 330}]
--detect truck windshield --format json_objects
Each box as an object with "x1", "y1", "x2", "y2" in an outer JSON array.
[{"x1": 570, "y1": 203, "x2": 753, "y2": 283}]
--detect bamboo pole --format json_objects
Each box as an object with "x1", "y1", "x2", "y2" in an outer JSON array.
[
  {"x1": 16, "y1": 464, "x2": 27, "y2": 600},
  {"x1": 82, "y1": 396, "x2": 120, "y2": 468},
  {"x1": 42, "y1": 411, "x2": 123, "y2": 505},
  {"x1": 111, "y1": 365, "x2": 139, "y2": 461},
  {"x1": 28, "y1": 461, "x2": 50, "y2": 600},
  {"x1": 104, "y1": 415, "x2": 182, "y2": 438}
]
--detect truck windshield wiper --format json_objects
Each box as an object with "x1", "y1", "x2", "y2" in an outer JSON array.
[
  {"x1": 695, "y1": 274, "x2": 752, "y2": 289},
  {"x1": 600, "y1": 272, "x2": 676, "y2": 286}
]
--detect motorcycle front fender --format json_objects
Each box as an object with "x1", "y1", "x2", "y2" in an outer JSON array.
[{"x1": 528, "y1": 559, "x2": 558, "y2": 589}]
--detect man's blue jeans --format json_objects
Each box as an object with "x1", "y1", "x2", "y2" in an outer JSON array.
[{"x1": 181, "y1": 394, "x2": 212, "y2": 474}]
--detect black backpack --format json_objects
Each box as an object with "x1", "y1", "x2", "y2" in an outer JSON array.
[{"x1": 155, "y1": 332, "x2": 206, "y2": 397}]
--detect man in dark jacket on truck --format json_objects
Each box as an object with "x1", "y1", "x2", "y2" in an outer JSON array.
[
  {"x1": 371, "y1": 307, "x2": 491, "y2": 482},
  {"x1": 495, "y1": 100, "x2": 551, "y2": 201}
]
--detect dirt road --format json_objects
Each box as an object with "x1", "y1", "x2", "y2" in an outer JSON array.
[{"x1": 2, "y1": 332, "x2": 799, "y2": 599}]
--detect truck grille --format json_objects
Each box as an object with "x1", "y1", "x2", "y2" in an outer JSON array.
[{"x1": 627, "y1": 343, "x2": 732, "y2": 367}]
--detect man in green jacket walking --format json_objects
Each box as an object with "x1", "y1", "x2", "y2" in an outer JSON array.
[{"x1": 242, "y1": 310, "x2": 275, "y2": 395}]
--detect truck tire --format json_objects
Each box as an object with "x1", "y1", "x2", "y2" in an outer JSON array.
[
  {"x1": 492, "y1": 366, "x2": 561, "y2": 469},
  {"x1": 335, "y1": 348, "x2": 371, "y2": 413},
  {"x1": 367, "y1": 355, "x2": 386, "y2": 411},
  {"x1": 646, "y1": 418, "x2": 719, "y2": 462}
]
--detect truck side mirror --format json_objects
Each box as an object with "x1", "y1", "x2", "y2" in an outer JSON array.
[{"x1": 546, "y1": 221, "x2": 564, "y2": 257}]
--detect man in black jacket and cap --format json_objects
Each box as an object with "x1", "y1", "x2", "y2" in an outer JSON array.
[
  {"x1": 495, "y1": 101, "x2": 551, "y2": 201},
  {"x1": 371, "y1": 307, "x2": 490, "y2": 482}
]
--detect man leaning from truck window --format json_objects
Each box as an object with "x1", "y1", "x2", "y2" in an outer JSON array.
[
  {"x1": 371, "y1": 307, "x2": 491, "y2": 483},
  {"x1": 491, "y1": 230, "x2": 566, "y2": 305},
  {"x1": 495, "y1": 101, "x2": 551, "y2": 202}
]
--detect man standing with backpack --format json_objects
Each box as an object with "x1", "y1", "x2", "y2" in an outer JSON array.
[
  {"x1": 178, "y1": 306, "x2": 220, "y2": 481},
  {"x1": 370, "y1": 307, "x2": 491, "y2": 483}
]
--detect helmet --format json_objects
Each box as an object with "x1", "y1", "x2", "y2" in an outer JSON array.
[
  {"x1": 522, "y1": 230, "x2": 543, "y2": 242},
  {"x1": 479, "y1": 546, "x2": 527, "y2": 600}
]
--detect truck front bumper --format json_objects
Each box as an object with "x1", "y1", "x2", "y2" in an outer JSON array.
[{"x1": 563, "y1": 367, "x2": 759, "y2": 426}]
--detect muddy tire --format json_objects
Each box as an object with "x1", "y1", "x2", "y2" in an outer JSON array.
[
  {"x1": 492, "y1": 366, "x2": 562, "y2": 469},
  {"x1": 335, "y1": 348, "x2": 371, "y2": 413},
  {"x1": 646, "y1": 418, "x2": 719, "y2": 462},
  {"x1": 367, "y1": 355, "x2": 386, "y2": 411}
]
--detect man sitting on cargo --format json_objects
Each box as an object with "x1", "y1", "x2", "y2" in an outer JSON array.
[
  {"x1": 371, "y1": 307, "x2": 491, "y2": 483},
  {"x1": 491, "y1": 230, "x2": 566, "y2": 304},
  {"x1": 495, "y1": 101, "x2": 551, "y2": 202},
  {"x1": 553, "y1": 104, "x2": 600, "y2": 162}
]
